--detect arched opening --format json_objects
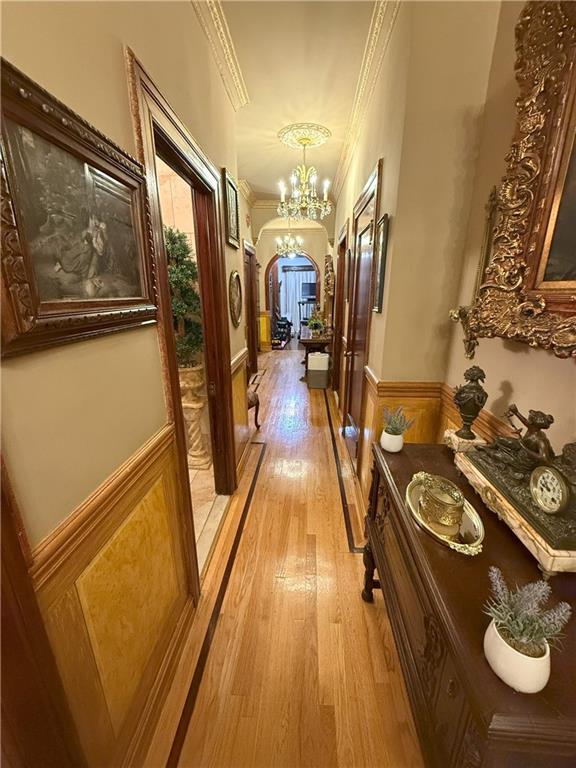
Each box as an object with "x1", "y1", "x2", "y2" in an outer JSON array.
[{"x1": 264, "y1": 251, "x2": 320, "y2": 345}]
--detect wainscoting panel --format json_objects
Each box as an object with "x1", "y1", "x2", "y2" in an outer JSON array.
[
  {"x1": 29, "y1": 424, "x2": 195, "y2": 766},
  {"x1": 359, "y1": 370, "x2": 444, "y2": 503},
  {"x1": 231, "y1": 348, "x2": 250, "y2": 470},
  {"x1": 358, "y1": 369, "x2": 511, "y2": 505}
]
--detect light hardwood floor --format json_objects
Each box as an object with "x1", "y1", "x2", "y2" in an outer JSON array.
[{"x1": 178, "y1": 350, "x2": 423, "y2": 768}]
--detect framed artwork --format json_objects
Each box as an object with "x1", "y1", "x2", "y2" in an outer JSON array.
[
  {"x1": 372, "y1": 214, "x2": 389, "y2": 313},
  {"x1": 223, "y1": 169, "x2": 239, "y2": 249},
  {"x1": 467, "y1": 3, "x2": 576, "y2": 358},
  {"x1": 229, "y1": 270, "x2": 242, "y2": 327},
  {"x1": 1, "y1": 60, "x2": 157, "y2": 357}
]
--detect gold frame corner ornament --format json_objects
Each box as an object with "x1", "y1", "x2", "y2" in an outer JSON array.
[{"x1": 464, "y1": 1, "x2": 576, "y2": 359}]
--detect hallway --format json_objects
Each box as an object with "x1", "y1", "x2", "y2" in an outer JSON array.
[{"x1": 177, "y1": 350, "x2": 423, "y2": 768}]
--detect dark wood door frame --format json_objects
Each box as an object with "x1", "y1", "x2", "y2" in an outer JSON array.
[
  {"x1": 343, "y1": 160, "x2": 382, "y2": 470},
  {"x1": 1, "y1": 466, "x2": 86, "y2": 768},
  {"x1": 126, "y1": 52, "x2": 236, "y2": 579},
  {"x1": 243, "y1": 240, "x2": 258, "y2": 375},
  {"x1": 331, "y1": 219, "x2": 348, "y2": 394}
]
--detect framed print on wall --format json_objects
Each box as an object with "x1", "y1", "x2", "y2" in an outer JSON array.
[
  {"x1": 1, "y1": 60, "x2": 157, "y2": 357},
  {"x1": 222, "y1": 169, "x2": 239, "y2": 249},
  {"x1": 229, "y1": 270, "x2": 242, "y2": 327},
  {"x1": 372, "y1": 214, "x2": 389, "y2": 312}
]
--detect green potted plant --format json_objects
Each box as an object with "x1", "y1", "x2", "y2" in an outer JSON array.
[
  {"x1": 164, "y1": 225, "x2": 203, "y2": 368},
  {"x1": 484, "y1": 566, "x2": 571, "y2": 693},
  {"x1": 380, "y1": 406, "x2": 414, "y2": 452},
  {"x1": 164, "y1": 226, "x2": 211, "y2": 469},
  {"x1": 307, "y1": 309, "x2": 325, "y2": 338}
]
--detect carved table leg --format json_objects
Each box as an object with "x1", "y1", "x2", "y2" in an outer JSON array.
[
  {"x1": 254, "y1": 396, "x2": 261, "y2": 430},
  {"x1": 361, "y1": 542, "x2": 376, "y2": 603}
]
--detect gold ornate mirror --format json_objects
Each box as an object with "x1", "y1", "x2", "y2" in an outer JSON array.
[{"x1": 463, "y1": 1, "x2": 576, "y2": 358}]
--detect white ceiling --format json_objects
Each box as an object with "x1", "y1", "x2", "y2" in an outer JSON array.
[{"x1": 223, "y1": 1, "x2": 375, "y2": 199}]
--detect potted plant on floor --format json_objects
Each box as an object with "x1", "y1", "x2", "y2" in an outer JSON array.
[
  {"x1": 165, "y1": 225, "x2": 211, "y2": 468},
  {"x1": 380, "y1": 406, "x2": 414, "y2": 452},
  {"x1": 483, "y1": 566, "x2": 572, "y2": 693}
]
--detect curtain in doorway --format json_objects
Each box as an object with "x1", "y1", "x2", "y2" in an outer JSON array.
[{"x1": 280, "y1": 268, "x2": 316, "y2": 329}]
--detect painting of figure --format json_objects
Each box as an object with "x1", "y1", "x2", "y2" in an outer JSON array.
[{"x1": 3, "y1": 121, "x2": 143, "y2": 301}]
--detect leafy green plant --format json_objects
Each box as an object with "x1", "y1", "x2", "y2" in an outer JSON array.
[
  {"x1": 307, "y1": 308, "x2": 325, "y2": 333},
  {"x1": 164, "y1": 226, "x2": 203, "y2": 367},
  {"x1": 485, "y1": 566, "x2": 572, "y2": 657},
  {"x1": 383, "y1": 406, "x2": 414, "y2": 436}
]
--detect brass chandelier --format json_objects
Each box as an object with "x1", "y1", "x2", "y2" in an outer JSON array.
[
  {"x1": 277, "y1": 123, "x2": 332, "y2": 221},
  {"x1": 275, "y1": 224, "x2": 304, "y2": 258}
]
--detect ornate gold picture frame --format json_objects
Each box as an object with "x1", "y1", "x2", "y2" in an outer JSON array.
[
  {"x1": 1, "y1": 60, "x2": 157, "y2": 358},
  {"x1": 467, "y1": 2, "x2": 576, "y2": 358}
]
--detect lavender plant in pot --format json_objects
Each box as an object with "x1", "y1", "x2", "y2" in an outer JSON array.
[
  {"x1": 380, "y1": 407, "x2": 414, "y2": 453},
  {"x1": 484, "y1": 566, "x2": 572, "y2": 693}
]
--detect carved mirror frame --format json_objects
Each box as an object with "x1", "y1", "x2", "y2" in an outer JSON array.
[{"x1": 467, "y1": 1, "x2": 576, "y2": 358}]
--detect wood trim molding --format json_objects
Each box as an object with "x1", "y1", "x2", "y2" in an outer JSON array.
[
  {"x1": 30, "y1": 424, "x2": 175, "y2": 593},
  {"x1": 191, "y1": 1, "x2": 249, "y2": 111},
  {"x1": 230, "y1": 346, "x2": 248, "y2": 375},
  {"x1": 127, "y1": 48, "x2": 237, "y2": 498},
  {"x1": 333, "y1": 1, "x2": 400, "y2": 198},
  {"x1": 364, "y1": 367, "x2": 444, "y2": 399},
  {"x1": 361, "y1": 368, "x2": 512, "y2": 444}
]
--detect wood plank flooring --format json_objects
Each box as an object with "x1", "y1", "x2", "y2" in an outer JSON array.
[{"x1": 178, "y1": 350, "x2": 423, "y2": 768}]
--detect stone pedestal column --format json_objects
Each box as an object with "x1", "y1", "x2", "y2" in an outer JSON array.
[{"x1": 179, "y1": 365, "x2": 212, "y2": 470}]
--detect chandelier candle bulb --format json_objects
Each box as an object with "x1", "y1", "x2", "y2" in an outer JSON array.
[{"x1": 279, "y1": 180, "x2": 286, "y2": 203}]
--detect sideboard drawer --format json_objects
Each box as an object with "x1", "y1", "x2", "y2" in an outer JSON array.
[{"x1": 434, "y1": 651, "x2": 473, "y2": 764}]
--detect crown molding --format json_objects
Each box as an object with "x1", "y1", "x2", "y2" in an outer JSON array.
[
  {"x1": 192, "y1": 0, "x2": 249, "y2": 112},
  {"x1": 333, "y1": 1, "x2": 400, "y2": 199},
  {"x1": 251, "y1": 199, "x2": 279, "y2": 210},
  {"x1": 238, "y1": 179, "x2": 255, "y2": 205}
]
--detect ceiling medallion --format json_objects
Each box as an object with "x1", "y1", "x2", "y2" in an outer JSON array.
[
  {"x1": 277, "y1": 123, "x2": 332, "y2": 221},
  {"x1": 277, "y1": 122, "x2": 331, "y2": 150}
]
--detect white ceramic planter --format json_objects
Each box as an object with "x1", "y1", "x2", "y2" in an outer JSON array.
[
  {"x1": 483, "y1": 619, "x2": 550, "y2": 694},
  {"x1": 380, "y1": 430, "x2": 404, "y2": 453}
]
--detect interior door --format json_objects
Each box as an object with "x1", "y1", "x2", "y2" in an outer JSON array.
[
  {"x1": 331, "y1": 227, "x2": 347, "y2": 393},
  {"x1": 243, "y1": 241, "x2": 259, "y2": 375},
  {"x1": 344, "y1": 164, "x2": 380, "y2": 468}
]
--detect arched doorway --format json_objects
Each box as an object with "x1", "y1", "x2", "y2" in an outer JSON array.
[{"x1": 264, "y1": 252, "x2": 320, "y2": 342}]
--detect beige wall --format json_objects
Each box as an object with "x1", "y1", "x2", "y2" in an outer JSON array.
[
  {"x1": 445, "y1": 1, "x2": 576, "y2": 448},
  {"x1": 1, "y1": 1, "x2": 242, "y2": 543},
  {"x1": 334, "y1": 2, "x2": 500, "y2": 381}
]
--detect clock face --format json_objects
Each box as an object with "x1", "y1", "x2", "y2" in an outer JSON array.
[{"x1": 529, "y1": 466, "x2": 570, "y2": 514}]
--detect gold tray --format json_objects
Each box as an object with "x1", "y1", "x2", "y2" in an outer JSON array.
[{"x1": 406, "y1": 475, "x2": 484, "y2": 556}]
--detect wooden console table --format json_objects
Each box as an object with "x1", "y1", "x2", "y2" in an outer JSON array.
[{"x1": 363, "y1": 443, "x2": 576, "y2": 768}]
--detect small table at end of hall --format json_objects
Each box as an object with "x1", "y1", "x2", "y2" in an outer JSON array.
[{"x1": 299, "y1": 327, "x2": 332, "y2": 385}]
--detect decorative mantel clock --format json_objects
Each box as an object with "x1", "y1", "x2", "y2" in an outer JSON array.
[{"x1": 456, "y1": 404, "x2": 576, "y2": 576}]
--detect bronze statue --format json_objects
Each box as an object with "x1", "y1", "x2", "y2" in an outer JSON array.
[
  {"x1": 453, "y1": 366, "x2": 488, "y2": 439},
  {"x1": 477, "y1": 404, "x2": 555, "y2": 480}
]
